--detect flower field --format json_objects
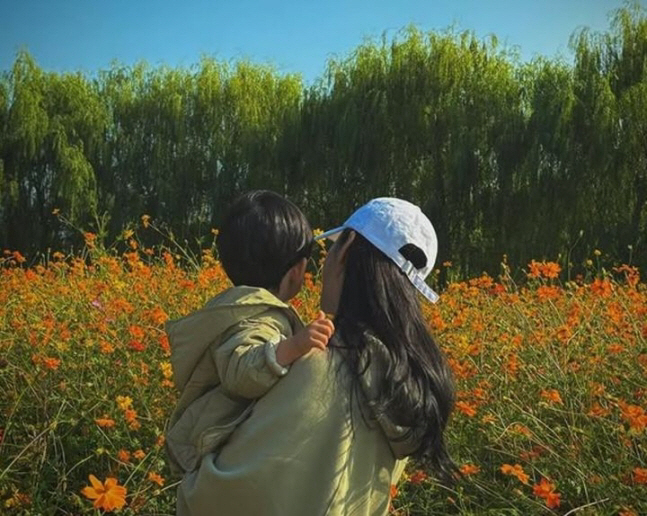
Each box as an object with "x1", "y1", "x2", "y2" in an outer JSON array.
[{"x1": 0, "y1": 241, "x2": 646, "y2": 515}]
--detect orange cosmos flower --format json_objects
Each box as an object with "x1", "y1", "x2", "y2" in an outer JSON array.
[
  {"x1": 128, "y1": 325, "x2": 146, "y2": 340},
  {"x1": 43, "y1": 357, "x2": 61, "y2": 370},
  {"x1": 100, "y1": 340, "x2": 115, "y2": 354},
  {"x1": 459, "y1": 463, "x2": 481, "y2": 475},
  {"x1": 500, "y1": 463, "x2": 529, "y2": 484},
  {"x1": 589, "y1": 382, "x2": 606, "y2": 396},
  {"x1": 117, "y1": 449, "x2": 131, "y2": 463},
  {"x1": 81, "y1": 475, "x2": 127, "y2": 511},
  {"x1": 148, "y1": 472, "x2": 165, "y2": 486},
  {"x1": 540, "y1": 261, "x2": 561, "y2": 279},
  {"x1": 158, "y1": 334, "x2": 171, "y2": 355},
  {"x1": 618, "y1": 402, "x2": 647, "y2": 434},
  {"x1": 83, "y1": 232, "x2": 97, "y2": 249},
  {"x1": 124, "y1": 408, "x2": 141, "y2": 430},
  {"x1": 587, "y1": 403, "x2": 611, "y2": 417},
  {"x1": 12, "y1": 251, "x2": 26, "y2": 264},
  {"x1": 591, "y1": 278, "x2": 612, "y2": 297},
  {"x1": 147, "y1": 306, "x2": 168, "y2": 326},
  {"x1": 633, "y1": 467, "x2": 647, "y2": 485},
  {"x1": 555, "y1": 324, "x2": 572, "y2": 343},
  {"x1": 455, "y1": 401, "x2": 477, "y2": 417},
  {"x1": 129, "y1": 340, "x2": 146, "y2": 352},
  {"x1": 505, "y1": 354, "x2": 520, "y2": 376},
  {"x1": 613, "y1": 264, "x2": 640, "y2": 287},
  {"x1": 133, "y1": 449, "x2": 146, "y2": 460},
  {"x1": 511, "y1": 423, "x2": 532, "y2": 437},
  {"x1": 408, "y1": 470, "x2": 428, "y2": 484},
  {"x1": 537, "y1": 285, "x2": 560, "y2": 301},
  {"x1": 540, "y1": 389, "x2": 563, "y2": 404},
  {"x1": 95, "y1": 418, "x2": 116, "y2": 428},
  {"x1": 527, "y1": 260, "x2": 542, "y2": 279},
  {"x1": 532, "y1": 477, "x2": 561, "y2": 509}
]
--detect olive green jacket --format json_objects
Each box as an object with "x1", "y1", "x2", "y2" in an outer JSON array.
[
  {"x1": 165, "y1": 286, "x2": 303, "y2": 474},
  {"x1": 167, "y1": 286, "x2": 416, "y2": 516}
]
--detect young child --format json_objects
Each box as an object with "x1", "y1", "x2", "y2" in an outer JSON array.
[{"x1": 165, "y1": 190, "x2": 334, "y2": 475}]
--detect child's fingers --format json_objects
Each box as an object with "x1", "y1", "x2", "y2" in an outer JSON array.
[
  {"x1": 312, "y1": 318, "x2": 334, "y2": 334},
  {"x1": 316, "y1": 310, "x2": 326, "y2": 320},
  {"x1": 310, "y1": 325, "x2": 333, "y2": 341},
  {"x1": 311, "y1": 324, "x2": 333, "y2": 340},
  {"x1": 308, "y1": 332, "x2": 329, "y2": 349},
  {"x1": 311, "y1": 340, "x2": 327, "y2": 351}
]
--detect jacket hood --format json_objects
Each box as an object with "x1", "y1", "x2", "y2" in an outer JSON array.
[{"x1": 166, "y1": 286, "x2": 297, "y2": 390}]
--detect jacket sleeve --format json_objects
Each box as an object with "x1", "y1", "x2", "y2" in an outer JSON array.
[{"x1": 212, "y1": 310, "x2": 294, "y2": 399}]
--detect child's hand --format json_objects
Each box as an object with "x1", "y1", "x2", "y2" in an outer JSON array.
[
  {"x1": 294, "y1": 311, "x2": 335, "y2": 353},
  {"x1": 276, "y1": 312, "x2": 334, "y2": 366}
]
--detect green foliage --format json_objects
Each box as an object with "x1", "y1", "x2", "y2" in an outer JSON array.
[{"x1": 0, "y1": 5, "x2": 646, "y2": 276}]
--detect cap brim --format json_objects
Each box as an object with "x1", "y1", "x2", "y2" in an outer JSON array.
[{"x1": 315, "y1": 226, "x2": 344, "y2": 241}]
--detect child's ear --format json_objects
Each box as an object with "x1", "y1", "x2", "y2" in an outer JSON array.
[
  {"x1": 293, "y1": 257, "x2": 307, "y2": 279},
  {"x1": 278, "y1": 257, "x2": 307, "y2": 300}
]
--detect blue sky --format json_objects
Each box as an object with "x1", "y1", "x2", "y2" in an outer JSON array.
[{"x1": 1, "y1": 0, "x2": 641, "y2": 84}]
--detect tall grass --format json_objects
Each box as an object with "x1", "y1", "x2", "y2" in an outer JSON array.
[{"x1": 0, "y1": 230, "x2": 645, "y2": 514}]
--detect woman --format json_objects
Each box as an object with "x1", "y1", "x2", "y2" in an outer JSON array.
[{"x1": 177, "y1": 197, "x2": 455, "y2": 516}]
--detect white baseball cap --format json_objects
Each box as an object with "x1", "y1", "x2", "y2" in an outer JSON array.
[{"x1": 316, "y1": 197, "x2": 440, "y2": 303}]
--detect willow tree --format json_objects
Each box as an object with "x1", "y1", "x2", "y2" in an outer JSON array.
[
  {"x1": 1, "y1": 5, "x2": 645, "y2": 274},
  {"x1": 0, "y1": 74, "x2": 7, "y2": 228},
  {"x1": 1, "y1": 51, "x2": 105, "y2": 252},
  {"x1": 606, "y1": 3, "x2": 647, "y2": 257},
  {"x1": 293, "y1": 28, "x2": 527, "y2": 274}
]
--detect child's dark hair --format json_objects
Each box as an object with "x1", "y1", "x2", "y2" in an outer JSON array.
[{"x1": 216, "y1": 190, "x2": 313, "y2": 290}]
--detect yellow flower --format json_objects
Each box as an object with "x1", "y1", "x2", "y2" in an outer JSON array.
[
  {"x1": 116, "y1": 396, "x2": 133, "y2": 411},
  {"x1": 160, "y1": 362, "x2": 173, "y2": 379},
  {"x1": 81, "y1": 475, "x2": 127, "y2": 511},
  {"x1": 141, "y1": 214, "x2": 151, "y2": 228}
]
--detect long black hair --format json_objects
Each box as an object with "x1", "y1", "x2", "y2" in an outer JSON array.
[{"x1": 332, "y1": 229, "x2": 456, "y2": 482}]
